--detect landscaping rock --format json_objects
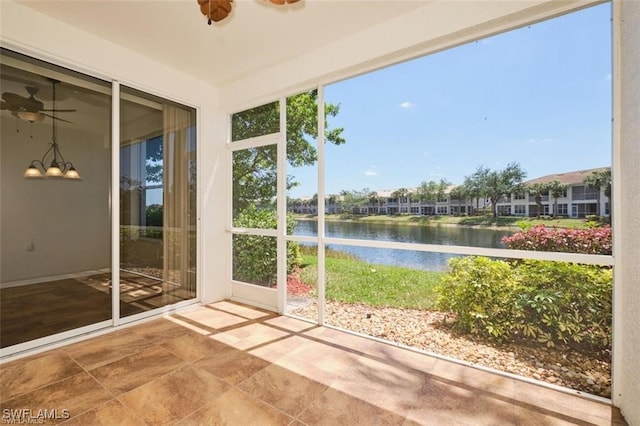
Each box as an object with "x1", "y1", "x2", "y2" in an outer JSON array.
[{"x1": 290, "y1": 300, "x2": 611, "y2": 398}]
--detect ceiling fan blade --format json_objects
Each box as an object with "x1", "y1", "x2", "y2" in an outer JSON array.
[
  {"x1": 2, "y1": 92, "x2": 44, "y2": 112},
  {"x1": 41, "y1": 108, "x2": 77, "y2": 113},
  {"x1": 41, "y1": 113, "x2": 74, "y2": 124}
]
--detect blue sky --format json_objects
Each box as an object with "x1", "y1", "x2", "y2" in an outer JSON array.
[{"x1": 289, "y1": 2, "x2": 612, "y2": 198}]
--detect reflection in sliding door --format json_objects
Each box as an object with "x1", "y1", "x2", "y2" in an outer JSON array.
[
  {"x1": 120, "y1": 86, "x2": 196, "y2": 317},
  {"x1": 0, "y1": 48, "x2": 112, "y2": 349}
]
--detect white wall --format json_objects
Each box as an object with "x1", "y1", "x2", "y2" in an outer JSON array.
[
  {"x1": 1, "y1": 119, "x2": 111, "y2": 284},
  {"x1": 613, "y1": 1, "x2": 640, "y2": 423},
  {"x1": 0, "y1": 0, "x2": 229, "y2": 302}
]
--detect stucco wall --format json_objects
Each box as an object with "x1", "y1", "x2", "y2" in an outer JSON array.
[{"x1": 614, "y1": 1, "x2": 640, "y2": 423}]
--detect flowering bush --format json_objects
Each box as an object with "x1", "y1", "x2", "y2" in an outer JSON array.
[{"x1": 501, "y1": 225, "x2": 612, "y2": 255}]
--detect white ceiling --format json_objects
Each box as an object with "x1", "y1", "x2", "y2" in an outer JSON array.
[{"x1": 17, "y1": 0, "x2": 428, "y2": 87}]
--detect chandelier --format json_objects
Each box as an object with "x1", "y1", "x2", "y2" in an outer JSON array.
[
  {"x1": 24, "y1": 79, "x2": 80, "y2": 179},
  {"x1": 197, "y1": 0, "x2": 300, "y2": 25}
]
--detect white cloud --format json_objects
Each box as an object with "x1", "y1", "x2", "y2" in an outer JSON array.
[
  {"x1": 365, "y1": 165, "x2": 378, "y2": 176},
  {"x1": 399, "y1": 101, "x2": 415, "y2": 109}
]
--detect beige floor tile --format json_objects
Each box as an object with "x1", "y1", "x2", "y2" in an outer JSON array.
[
  {"x1": 1, "y1": 302, "x2": 627, "y2": 426},
  {"x1": 178, "y1": 388, "x2": 293, "y2": 426},
  {"x1": 286, "y1": 339, "x2": 360, "y2": 376},
  {"x1": 263, "y1": 315, "x2": 319, "y2": 333},
  {"x1": 248, "y1": 335, "x2": 307, "y2": 364},
  {"x1": 0, "y1": 351, "x2": 83, "y2": 402},
  {"x1": 331, "y1": 355, "x2": 428, "y2": 417},
  {"x1": 118, "y1": 365, "x2": 230, "y2": 425},
  {"x1": 207, "y1": 301, "x2": 274, "y2": 320},
  {"x1": 63, "y1": 329, "x2": 154, "y2": 370},
  {"x1": 62, "y1": 399, "x2": 145, "y2": 426},
  {"x1": 429, "y1": 359, "x2": 516, "y2": 399},
  {"x1": 127, "y1": 317, "x2": 199, "y2": 344},
  {"x1": 513, "y1": 405, "x2": 616, "y2": 426},
  {"x1": 210, "y1": 322, "x2": 292, "y2": 350},
  {"x1": 271, "y1": 355, "x2": 343, "y2": 388},
  {"x1": 177, "y1": 306, "x2": 250, "y2": 330},
  {"x1": 194, "y1": 348, "x2": 270, "y2": 385},
  {"x1": 0, "y1": 372, "x2": 112, "y2": 424},
  {"x1": 366, "y1": 342, "x2": 440, "y2": 375},
  {"x1": 299, "y1": 387, "x2": 406, "y2": 425},
  {"x1": 514, "y1": 380, "x2": 619, "y2": 425},
  {"x1": 238, "y1": 363, "x2": 329, "y2": 417},
  {"x1": 406, "y1": 378, "x2": 516, "y2": 425},
  {"x1": 159, "y1": 331, "x2": 229, "y2": 363},
  {"x1": 303, "y1": 326, "x2": 377, "y2": 354},
  {"x1": 89, "y1": 345, "x2": 187, "y2": 395}
]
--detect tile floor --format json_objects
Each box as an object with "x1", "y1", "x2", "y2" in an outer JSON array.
[{"x1": 0, "y1": 301, "x2": 627, "y2": 425}]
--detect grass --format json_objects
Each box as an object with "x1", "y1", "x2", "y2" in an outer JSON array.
[
  {"x1": 296, "y1": 247, "x2": 444, "y2": 310},
  {"x1": 296, "y1": 213, "x2": 592, "y2": 229}
]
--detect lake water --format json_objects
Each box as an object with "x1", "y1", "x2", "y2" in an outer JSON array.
[{"x1": 293, "y1": 220, "x2": 514, "y2": 271}]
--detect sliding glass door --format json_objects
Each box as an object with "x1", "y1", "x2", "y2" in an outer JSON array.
[
  {"x1": 119, "y1": 86, "x2": 197, "y2": 317},
  {"x1": 0, "y1": 49, "x2": 198, "y2": 355},
  {"x1": 0, "y1": 49, "x2": 112, "y2": 350}
]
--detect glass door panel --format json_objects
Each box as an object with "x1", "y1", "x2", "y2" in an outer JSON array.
[
  {"x1": 0, "y1": 49, "x2": 112, "y2": 349},
  {"x1": 119, "y1": 86, "x2": 196, "y2": 317}
]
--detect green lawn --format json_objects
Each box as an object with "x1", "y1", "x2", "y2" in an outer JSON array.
[{"x1": 297, "y1": 252, "x2": 444, "y2": 310}]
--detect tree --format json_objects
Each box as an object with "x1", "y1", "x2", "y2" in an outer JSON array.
[
  {"x1": 146, "y1": 204, "x2": 163, "y2": 227},
  {"x1": 367, "y1": 191, "x2": 381, "y2": 214},
  {"x1": 527, "y1": 182, "x2": 549, "y2": 219},
  {"x1": 391, "y1": 187, "x2": 409, "y2": 213},
  {"x1": 583, "y1": 169, "x2": 611, "y2": 216},
  {"x1": 449, "y1": 186, "x2": 466, "y2": 215},
  {"x1": 340, "y1": 188, "x2": 370, "y2": 213},
  {"x1": 475, "y1": 162, "x2": 526, "y2": 217},
  {"x1": 416, "y1": 180, "x2": 438, "y2": 215},
  {"x1": 232, "y1": 91, "x2": 345, "y2": 214},
  {"x1": 464, "y1": 166, "x2": 490, "y2": 215},
  {"x1": 548, "y1": 180, "x2": 568, "y2": 218},
  {"x1": 435, "y1": 179, "x2": 451, "y2": 203}
]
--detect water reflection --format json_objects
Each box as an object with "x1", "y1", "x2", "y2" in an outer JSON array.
[{"x1": 294, "y1": 220, "x2": 513, "y2": 271}]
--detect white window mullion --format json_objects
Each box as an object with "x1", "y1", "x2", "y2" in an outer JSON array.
[
  {"x1": 111, "y1": 81, "x2": 120, "y2": 325},
  {"x1": 277, "y1": 97, "x2": 288, "y2": 314},
  {"x1": 317, "y1": 85, "x2": 326, "y2": 326}
]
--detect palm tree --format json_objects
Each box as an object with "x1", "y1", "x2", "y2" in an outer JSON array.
[
  {"x1": 547, "y1": 180, "x2": 568, "y2": 218},
  {"x1": 527, "y1": 182, "x2": 549, "y2": 218},
  {"x1": 449, "y1": 185, "x2": 465, "y2": 215},
  {"x1": 464, "y1": 166, "x2": 489, "y2": 215},
  {"x1": 417, "y1": 180, "x2": 438, "y2": 215},
  {"x1": 584, "y1": 170, "x2": 611, "y2": 216},
  {"x1": 368, "y1": 191, "x2": 380, "y2": 214}
]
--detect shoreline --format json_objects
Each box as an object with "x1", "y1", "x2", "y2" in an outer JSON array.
[
  {"x1": 292, "y1": 213, "x2": 592, "y2": 231},
  {"x1": 294, "y1": 215, "x2": 522, "y2": 231}
]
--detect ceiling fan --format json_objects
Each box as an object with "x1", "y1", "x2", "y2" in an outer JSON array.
[
  {"x1": 1, "y1": 79, "x2": 75, "y2": 123},
  {"x1": 198, "y1": 0, "x2": 300, "y2": 25}
]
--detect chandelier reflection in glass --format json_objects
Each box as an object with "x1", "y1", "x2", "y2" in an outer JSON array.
[{"x1": 24, "y1": 79, "x2": 80, "y2": 179}]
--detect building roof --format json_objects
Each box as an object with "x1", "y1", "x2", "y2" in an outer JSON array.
[{"x1": 524, "y1": 167, "x2": 610, "y2": 186}]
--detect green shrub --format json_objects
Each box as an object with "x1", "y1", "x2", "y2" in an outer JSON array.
[
  {"x1": 232, "y1": 206, "x2": 300, "y2": 286},
  {"x1": 437, "y1": 257, "x2": 612, "y2": 356}
]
